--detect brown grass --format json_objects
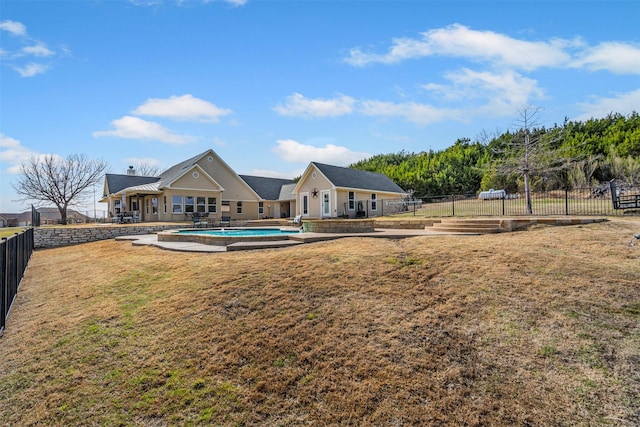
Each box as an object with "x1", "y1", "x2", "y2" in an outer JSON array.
[{"x1": 1, "y1": 218, "x2": 639, "y2": 426}]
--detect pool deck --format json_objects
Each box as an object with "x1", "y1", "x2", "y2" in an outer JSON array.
[
  {"x1": 115, "y1": 217, "x2": 609, "y2": 253},
  {"x1": 115, "y1": 228, "x2": 457, "y2": 253}
]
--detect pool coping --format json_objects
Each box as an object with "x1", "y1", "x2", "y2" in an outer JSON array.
[{"x1": 115, "y1": 227, "x2": 465, "y2": 253}]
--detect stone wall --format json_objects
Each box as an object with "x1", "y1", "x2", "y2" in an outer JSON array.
[
  {"x1": 374, "y1": 218, "x2": 440, "y2": 229},
  {"x1": 302, "y1": 219, "x2": 375, "y2": 233},
  {"x1": 34, "y1": 224, "x2": 185, "y2": 249}
]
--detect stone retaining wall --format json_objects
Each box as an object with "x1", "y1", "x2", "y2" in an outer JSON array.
[
  {"x1": 374, "y1": 218, "x2": 440, "y2": 229},
  {"x1": 302, "y1": 219, "x2": 375, "y2": 233},
  {"x1": 34, "y1": 224, "x2": 185, "y2": 249}
]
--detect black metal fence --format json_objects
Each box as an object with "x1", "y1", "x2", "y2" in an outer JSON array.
[
  {"x1": 1, "y1": 228, "x2": 35, "y2": 336},
  {"x1": 387, "y1": 185, "x2": 640, "y2": 218}
]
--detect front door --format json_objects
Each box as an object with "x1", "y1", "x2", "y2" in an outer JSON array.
[{"x1": 322, "y1": 190, "x2": 331, "y2": 217}]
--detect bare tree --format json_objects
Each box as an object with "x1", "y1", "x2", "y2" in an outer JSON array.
[
  {"x1": 493, "y1": 106, "x2": 567, "y2": 214},
  {"x1": 13, "y1": 154, "x2": 108, "y2": 224},
  {"x1": 124, "y1": 162, "x2": 161, "y2": 177}
]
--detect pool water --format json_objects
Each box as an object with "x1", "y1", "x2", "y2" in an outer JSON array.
[{"x1": 178, "y1": 228, "x2": 300, "y2": 237}]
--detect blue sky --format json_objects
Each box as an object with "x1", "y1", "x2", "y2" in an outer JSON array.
[{"x1": 1, "y1": 0, "x2": 639, "y2": 214}]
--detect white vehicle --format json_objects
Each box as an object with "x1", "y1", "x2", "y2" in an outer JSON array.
[{"x1": 478, "y1": 189, "x2": 506, "y2": 200}]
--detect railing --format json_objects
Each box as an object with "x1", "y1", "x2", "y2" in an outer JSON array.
[
  {"x1": 1, "y1": 228, "x2": 35, "y2": 336},
  {"x1": 386, "y1": 185, "x2": 640, "y2": 218}
]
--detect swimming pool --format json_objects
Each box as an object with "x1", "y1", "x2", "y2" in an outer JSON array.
[
  {"x1": 158, "y1": 227, "x2": 302, "y2": 247},
  {"x1": 178, "y1": 228, "x2": 300, "y2": 237}
]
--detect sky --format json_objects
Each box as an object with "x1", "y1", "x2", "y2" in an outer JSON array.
[{"x1": 1, "y1": 0, "x2": 639, "y2": 215}]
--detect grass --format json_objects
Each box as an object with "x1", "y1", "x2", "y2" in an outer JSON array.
[
  {"x1": 1, "y1": 218, "x2": 639, "y2": 425},
  {"x1": 0, "y1": 227, "x2": 25, "y2": 239}
]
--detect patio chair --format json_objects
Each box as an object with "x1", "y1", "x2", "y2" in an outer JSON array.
[
  {"x1": 220, "y1": 216, "x2": 231, "y2": 227},
  {"x1": 288, "y1": 214, "x2": 302, "y2": 226}
]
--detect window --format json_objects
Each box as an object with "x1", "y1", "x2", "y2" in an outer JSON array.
[
  {"x1": 348, "y1": 191, "x2": 355, "y2": 210},
  {"x1": 259, "y1": 202, "x2": 264, "y2": 214},
  {"x1": 145, "y1": 198, "x2": 149, "y2": 215},
  {"x1": 172, "y1": 196, "x2": 183, "y2": 213},
  {"x1": 196, "y1": 196, "x2": 206, "y2": 213},
  {"x1": 163, "y1": 196, "x2": 167, "y2": 214},
  {"x1": 236, "y1": 201, "x2": 243, "y2": 214},
  {"x1": 371, "y1": 193, "x2": 377, "y2": 211},
  {"x1": 184, "y1": 196, "x2": 195, "y2": 213},
  {"x1": 131, "y1": 200, "x2": 139, "y2": 211},
  {"x1": 114, "y1": 200, "x2": 122, "y2": 214},
  {"x1": 152, "y1": 198, "x2": 158, "y2": 214},
  {"x1": 221, "y1": 200, "x2": 230, "y2": 212},
  {"x1": 302, "y1": 194, "x2": 308, "y2": 215},
  {"x1": 208, "y1": 197, "x2": 217, "y2": 213}
]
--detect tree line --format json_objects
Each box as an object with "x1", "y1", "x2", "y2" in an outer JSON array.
[{"x1": 350, "y1": 111, "x2": 640, "y2": 197}]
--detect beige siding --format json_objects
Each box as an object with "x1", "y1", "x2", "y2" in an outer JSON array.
[
  {"x1": 195, "y1": 157, "x2": 258, "y2": 201},
  {"x1": 336, "y1": 190, "x2": 401, "y2": 217},
  {"x1": 170, "y1": 169, "x2": 220, "y2": 191},
  {"x1": 296, "y1": 168, "x2": 333, "y2": 217}
]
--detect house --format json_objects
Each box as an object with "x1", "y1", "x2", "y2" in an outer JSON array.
[
  {"x1": 294, "y1": 162, "x2": 406, "y2": 219},
  {"x1": 100, "y1": 149, "x2": 406, "y2": 223},
  {"x1": 0, "y1": 209, "x2": 91, "y2": 227}
]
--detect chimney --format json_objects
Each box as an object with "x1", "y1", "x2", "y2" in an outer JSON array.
[{"x1": 127, "y1": 166, "x2": 136, "y2": 176}]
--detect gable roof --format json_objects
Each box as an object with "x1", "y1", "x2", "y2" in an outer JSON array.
[
  {"x1": 239, "y1": 175, "x2": 295, "y2": 200},
  {"x1": 311, "y1": 162, "x2": 405, "y2": 193},
  {"x1": 279, "y1": 183, "x2": 297, "y2": 201}
]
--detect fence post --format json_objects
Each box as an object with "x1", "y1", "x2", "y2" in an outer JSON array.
[
  {"x1": 451, "y1": 194, "x2": 455, "y2": 216},
  {"x1": 502, "y1": 196, "x2": 505, "y2": 216},
  {"x1": 1, "y1": 238, "x2": 6, "y2": 335},
  {"x1": 565, "y1": 188, "x2": 569, "y2": 215}
]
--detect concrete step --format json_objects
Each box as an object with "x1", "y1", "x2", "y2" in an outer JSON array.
[
  {"x1": 429, "y1": 219, "x2": 503, "y2": 234},
  {"x1": 431, "y1": 222, "x2": 500, "y2": 229},
  {"x1": 429, "y1": 225, "x2": 501, "y2": 234}
]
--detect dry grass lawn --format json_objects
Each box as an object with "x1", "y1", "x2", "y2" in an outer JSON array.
[{"x1": 1, "y1": 218, "x2": 639, "y2": 426}]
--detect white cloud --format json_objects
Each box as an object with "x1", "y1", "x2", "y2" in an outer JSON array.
[
  {"x1": 575, "y1": 88, "x2": 640, "y2": 121},
  {"x1": 93, "y1": 116, "x2": 194, "y2": 144},
  {"x1": 12, "y1": 63, "x2": 50, "y2": 77},
  {"x1": 273, "y1": 139, "x2": 370, "y2": 165},
  {"x1": 273, "y1": 93, "x2": 356, "y2": 118},
  {"x1": 1, "y1": 20, "x2": 65, "y2": 77},
  {"x1": 0, "y1": 134, "x2": 54, "y2": 174},
  {"x1": 0, "y1": 20, "x2": 27, "y2": 36},
  {"x1": 359, "y1": 100, "x2": 460, "y2": 126},
  {"x1": 573, "y1": 42, "x2": 640, "y2": 75},
  {"x1": 423, "y1": 69, "x2": 545, "y2": 117},
  {"x1": 345, "y1": 24, "x2": 573, "y2": 71},
  {"x1": 132, "y1": 94, "x2": 232, "y2": 122},
  {"x1": 22, "y1": 43, "x2": 54, "y2": 57}
]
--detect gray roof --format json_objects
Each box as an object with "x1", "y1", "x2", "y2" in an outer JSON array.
[
  {"x1": 239, "y1": 175, "x2": 295, "y2": 200},
  {"x1": 103, "y1": 150, "x2": 211, "y2": 196},
  {"x1": 104, "y1": 174, "x2": 160, "y2": 196},
  {"x1": 312, "y1": 162, "x2": 405, "y2": 193}
]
